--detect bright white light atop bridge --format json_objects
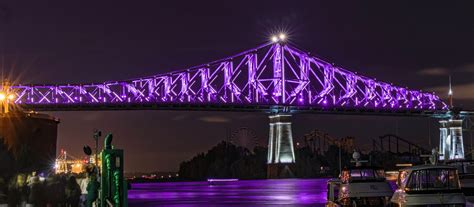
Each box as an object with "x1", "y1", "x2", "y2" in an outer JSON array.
[
  {"x1": 278, "y1": 33, "x2": 286, "y2": 41},
  {"x1": 271, "y1": 33, "x2": 287, "y2": 43},
  {"x1": 271, "y1": 36, "x2": 278, "y2": 43}
]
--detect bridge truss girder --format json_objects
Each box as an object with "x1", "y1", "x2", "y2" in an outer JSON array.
[{"x1": 10, "y1": 43, "x2": 447, "y2": 112}]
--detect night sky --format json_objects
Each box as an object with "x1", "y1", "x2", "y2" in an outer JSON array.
[{"x1": 1, "y1": 1, "x2": 473, "y2": 172}]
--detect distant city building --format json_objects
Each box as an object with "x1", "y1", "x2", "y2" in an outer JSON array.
[{"x1": 54, "y1": 149, "x2": 91, "y2": 174}]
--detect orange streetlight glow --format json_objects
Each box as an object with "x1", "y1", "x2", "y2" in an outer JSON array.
[{"x1": 1, "y1": 81, "x2": 15, "y2": 113}]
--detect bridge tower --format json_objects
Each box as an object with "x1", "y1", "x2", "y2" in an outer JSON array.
[
  {"x1": 267, "y1": 113, "x2": 295, "y2": 178},
  {"x1": 439, "y1": 77, "x2": 464, "y2": 161},
  {"x1": 439, "y1": 119, "x2": 464, "y2": 160},
  {"x1": 266, "y1": 35, "x2": 296, "y2": 178}
]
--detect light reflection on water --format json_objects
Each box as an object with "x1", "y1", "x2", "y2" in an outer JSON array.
[{"x1": 129, "y1": 179, "x2": 329, "y2": 206}]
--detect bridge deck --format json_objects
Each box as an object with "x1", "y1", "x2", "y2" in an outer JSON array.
[{"x1": 17, "y1": 103, "x2": 448, "y2": 117}]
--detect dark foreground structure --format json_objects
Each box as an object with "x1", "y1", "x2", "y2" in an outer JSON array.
[{"x1": 0, "y1": 112, "x2": 59, "y2": 178}]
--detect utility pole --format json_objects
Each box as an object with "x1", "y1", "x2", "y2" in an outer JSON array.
[
  {"x1": 339, "y1": 138, "x2": 342, "y2": 176},
  {"x1": 428, "y1": 119, "x2": 431, "y2": 148}
]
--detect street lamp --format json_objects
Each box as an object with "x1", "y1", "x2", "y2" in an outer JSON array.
[{"x1": 0, "y1": 80, "x2": 15, "y2": 113}]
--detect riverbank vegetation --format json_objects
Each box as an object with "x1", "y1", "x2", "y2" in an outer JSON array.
[{"x1": 178, "y1": 141, "x2": 424, "y2": 180}]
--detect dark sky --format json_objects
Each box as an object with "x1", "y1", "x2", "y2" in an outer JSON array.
[{"x1": 1, "y1": 1, "x2": 473, "y2": 172}]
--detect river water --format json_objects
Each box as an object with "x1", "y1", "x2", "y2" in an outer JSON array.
[{"x1": 129, "y1": 179, "x2": 329, "y2": 206}]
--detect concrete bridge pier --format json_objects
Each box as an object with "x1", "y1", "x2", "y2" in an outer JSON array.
[
  {"x1": 439, "y1": 118, "x2": 464, "y2": 160},
  {"x1": 267, "y1": 114, "x2": 295, "y2": 178}
]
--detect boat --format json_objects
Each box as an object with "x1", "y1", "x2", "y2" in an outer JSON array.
[
  {"x1": 444, "y1": 159, "x2": 474, "y2": 197},
  {"x1": 326, "y1": 152, "x2": 394, "y2": 206},
  {"x1": 390, "y1": 164, "x2": 466, "y2": 206}
]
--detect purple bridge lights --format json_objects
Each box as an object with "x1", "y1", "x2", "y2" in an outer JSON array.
[
  {"x1": 7, "y1": 38, "x2": 448, "y2": 178},
  {"x1": 10, "y1": 41, "x2": 446, "y2": 112}
]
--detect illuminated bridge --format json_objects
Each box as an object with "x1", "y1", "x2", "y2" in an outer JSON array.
[
  {"x1": 6, "y1": 37, "x2": 453, "y2": 178},
  {"x1": 10, "y1": 42, "x2": 446, "y2": 113}
]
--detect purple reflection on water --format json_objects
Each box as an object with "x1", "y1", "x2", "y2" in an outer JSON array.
[{"x1": 129, "y1": 179, "x2": 329, "y2": 206}]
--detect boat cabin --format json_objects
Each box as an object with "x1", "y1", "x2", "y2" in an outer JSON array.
[
  {"x1": 340, "y1": 166, "x2": 386, "y2": 183},
  {"x1": 327, "y1": 167, "x2": 393, "y2": 206},
  {"x1": 391, "y1": 165, "x2": 465, "y2": 206}
]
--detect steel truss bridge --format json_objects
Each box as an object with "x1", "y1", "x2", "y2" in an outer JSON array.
[{"x1": 9, "y1": 42, "x2": 447, "y2": 114}]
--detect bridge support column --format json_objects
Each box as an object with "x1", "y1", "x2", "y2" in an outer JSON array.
[
  {"x1": 439, "y1": 119, "x2": 464, "y2": 160},
  {"x1": 267, "y1": 114, "x2": 295, "y2": 178}
]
